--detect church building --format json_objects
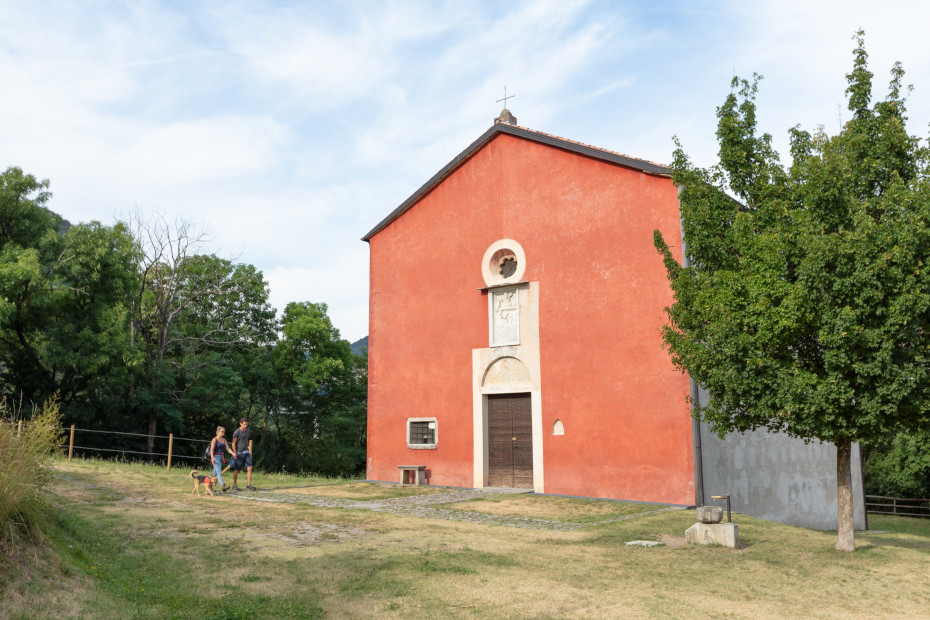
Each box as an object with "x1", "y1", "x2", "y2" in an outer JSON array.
[{"x1": 362, "y1": 110, "x2": 866, "y2": 529}]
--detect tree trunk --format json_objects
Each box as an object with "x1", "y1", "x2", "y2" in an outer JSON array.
[
  {"x1": 295, "y1": 421, "x2": 311, "y2": 462},
  {"x1": 835, "y1": 437, "x2": 855, "y2": 552},
  {"x1": 147, "y1": 413, "x2": 157, "y2": 459},
  {"x1": 258, "y1": 402, "x2": 272, "y2": 450}
]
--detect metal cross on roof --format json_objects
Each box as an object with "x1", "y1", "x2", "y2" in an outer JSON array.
[{"x1": 496, "y1": 86, "x2": 516, "y2": 108}]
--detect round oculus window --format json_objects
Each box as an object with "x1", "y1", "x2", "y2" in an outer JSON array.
[
  {"x1": 490, "y1": 249, "x2": 518, "y2": 280},
  {"x1": 499, "y1": 255, "x2": 517, "y2": 278},
  {"x1": 481, "y1": 239, "x2": 526, "y2": 286}
]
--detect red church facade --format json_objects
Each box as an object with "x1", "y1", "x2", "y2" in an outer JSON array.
[{"x1": 363, "y1": 119, "x2": 696, "y2": 506}]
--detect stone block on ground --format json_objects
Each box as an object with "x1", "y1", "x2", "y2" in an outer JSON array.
[
  {"x1": 696, "y1": 505, "x2": 723, "y2": 523},
  {"x1": 685, "y1": 522, "x2": 739, "y2": 548},
  {"x1": 624, "y1": 540, "x2": 664, "y2": 547}
]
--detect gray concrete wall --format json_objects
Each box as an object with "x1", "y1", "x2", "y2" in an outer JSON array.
[{"x1": 700, "y1": 420, "x2": 866, "y2": 530}]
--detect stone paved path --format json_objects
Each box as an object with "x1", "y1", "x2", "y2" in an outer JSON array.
[{"x1": 230, "y1": 487, "x2": 685, "y2": 531}]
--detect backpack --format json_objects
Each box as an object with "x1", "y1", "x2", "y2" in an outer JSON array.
[{"x1": 202, "y1": 443, "x2": 212, "y2": 464}]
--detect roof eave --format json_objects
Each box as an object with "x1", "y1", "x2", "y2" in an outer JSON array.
[{"x1": 362, "y1": 125, "x2": 501, "y2": 242}]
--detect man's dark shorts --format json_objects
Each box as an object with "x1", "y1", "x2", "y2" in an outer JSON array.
[{"x1": 232, "y1": 452, "x2": 253, "y2": 471}]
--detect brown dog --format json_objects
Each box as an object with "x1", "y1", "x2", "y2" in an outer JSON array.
[{"x1": 190, "y1": 470, "x2": 218, "y2": 497}]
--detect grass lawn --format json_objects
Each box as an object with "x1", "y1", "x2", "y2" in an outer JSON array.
[
  {"x1": 3, "y1": 458, "x2": 929, "y2": 619},
  {"x1": 868, "y1": 513, "x2": 930, "y2": 538}
]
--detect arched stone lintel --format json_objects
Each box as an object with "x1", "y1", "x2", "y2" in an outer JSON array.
[{"x1": 481, "y1": 355, "x2": 532, "y2": 387}]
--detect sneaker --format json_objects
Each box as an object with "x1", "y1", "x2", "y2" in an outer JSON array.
[
  {"x1": 246, "y1": 485, "x2": 256, "y2": 491},
  {"x1": 232, "y1": 485, "x2": 241, "y2": 492},
  {"x1": 222, "y1": 485, "x2": 230, "y2": 493}
]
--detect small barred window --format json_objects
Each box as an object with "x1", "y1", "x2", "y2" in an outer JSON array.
[
  {"x1": 407, "y1": 418, "x2": 437, "y2": 448},
  {"x1": 409, "y1": 422, "x2": 434, "y2": 444}
]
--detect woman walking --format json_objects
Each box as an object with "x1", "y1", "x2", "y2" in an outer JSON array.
[{"x1": 210, "y1": 426, "x2": 235, "y2": 493}]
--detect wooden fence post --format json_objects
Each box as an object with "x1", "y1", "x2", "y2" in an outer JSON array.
[
  {"x1": 167, "y1": 433, "x2": 174, "y2": 471},
  {"x1": 68, "y1": 425, "x2": 75, "y2": 461},
  {"x1": 17, "y1": 419, "x2": 22, "y2": 437}
]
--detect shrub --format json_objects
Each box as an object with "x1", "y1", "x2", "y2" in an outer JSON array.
[
  {"x1": 864, "y1": 431, "x2": 930, "y2": 499},
  {"x1": 0, "y1": 394, "x2": 64, "y2": 540}
]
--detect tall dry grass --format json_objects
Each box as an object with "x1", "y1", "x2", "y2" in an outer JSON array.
[{"x1": 0, "y1": 393, "x2": 64, "y2": 541}]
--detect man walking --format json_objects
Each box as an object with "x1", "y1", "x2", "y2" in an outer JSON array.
[{"x1": 230, "y1": 417, "x2": 255, "y2": 491}]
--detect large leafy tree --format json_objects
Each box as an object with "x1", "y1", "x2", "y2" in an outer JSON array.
[
  {"x1": 0, "y1": 167, "x2": 58, "y2": 400},
  {"x1": 266, "y1": 302, "x2": 367, "y2": 475},
  {"x1": 127, "y1": 213, "x2": 277, "y2": 453},
  {"x1": 654, "y1": 32, "x2": 930, "y2": 551},
  {"x1": 0, "y1": 167, "x2": 138, "y2": 416},
  {"x1": 173, "y1": 259, "x2": 278, "y2": 447},
  {"x1": 864, "y1": 430, "x2": 930, "y2": 498},
  {"x1": 39, "y1": 221, "x2": 139, "y2": 421}
]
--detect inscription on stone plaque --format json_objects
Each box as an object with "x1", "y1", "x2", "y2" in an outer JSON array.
[{"x1": 490, "y1": 288, "x2": 519, "y2": 345}]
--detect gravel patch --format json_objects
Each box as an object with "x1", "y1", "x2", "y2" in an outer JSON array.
[
  {"x1": 229, "y1": 488, "x2": 684, "y2": 531},
  {"x1": 55, "y1": 472, "x2": 684, "y2": 531}
]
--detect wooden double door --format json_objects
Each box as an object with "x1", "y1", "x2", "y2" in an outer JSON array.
[{"x1": 488, "y1": 393, "x2": 533, "y2": 488}]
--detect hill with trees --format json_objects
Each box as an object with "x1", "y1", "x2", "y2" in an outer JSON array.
[{"x1": 0, "y1": 166, "x2": 366, "y2": 476}]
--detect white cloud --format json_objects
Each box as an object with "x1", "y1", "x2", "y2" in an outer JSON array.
[
  {"x1": 265, "y1": 250, "x2": 370, "y2": 343},
  {"x1": 2, "y1": 0, "x2": 930, "y2": 343},
  {"x1": 117, "y1": 116, "x2": 290, "y2": 185}
]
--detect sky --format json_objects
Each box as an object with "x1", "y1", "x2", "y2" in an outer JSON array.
[{"x1": 2, "y1": 0, "x2": 929, "y2": 343}]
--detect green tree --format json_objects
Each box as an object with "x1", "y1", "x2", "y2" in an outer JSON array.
[
  {"x1": 231, "y1": 343, "x2": 280, "y2": 450},
  {"x1": 0, "y1": 170, "x2": 365, "y2": 475},
  {"x1": 864, "y1": 430, "x2": 930, "y2": 498},
  {"x1": 0, "y1": 167, "x2": 138, "y2": 417},
  {"x1": 43, "y1": 222, "x2": 139, "y2": 414},
  {"x1": 0, "y1": 167, "x2": 58, "y2": 399},
  {"x1": 267, "y1": 302, "x2": 366, "y2": 475},
  {"x1": 654, "y1": 32, "x2": 930, "y2": 551},
  {"x1": 174, "y1": 257, "x2": 278, "y2": 443},
  {"x1": 127, "y1": 213, "x2": 277, "y2": 453}
]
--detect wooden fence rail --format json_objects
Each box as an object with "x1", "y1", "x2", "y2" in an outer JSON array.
[
  {"x1": 59, "y1": 425, "x2": 210, "y2": 471},
  {"x1": 56, "y1": 426, "x2": 253, "y2": 471},
  {"x1": 6, "y1": 422, "x2": 253, "y2": 471},
  {"x1": 865, "y1": 495, "x2": 930, "y2": 519}
]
